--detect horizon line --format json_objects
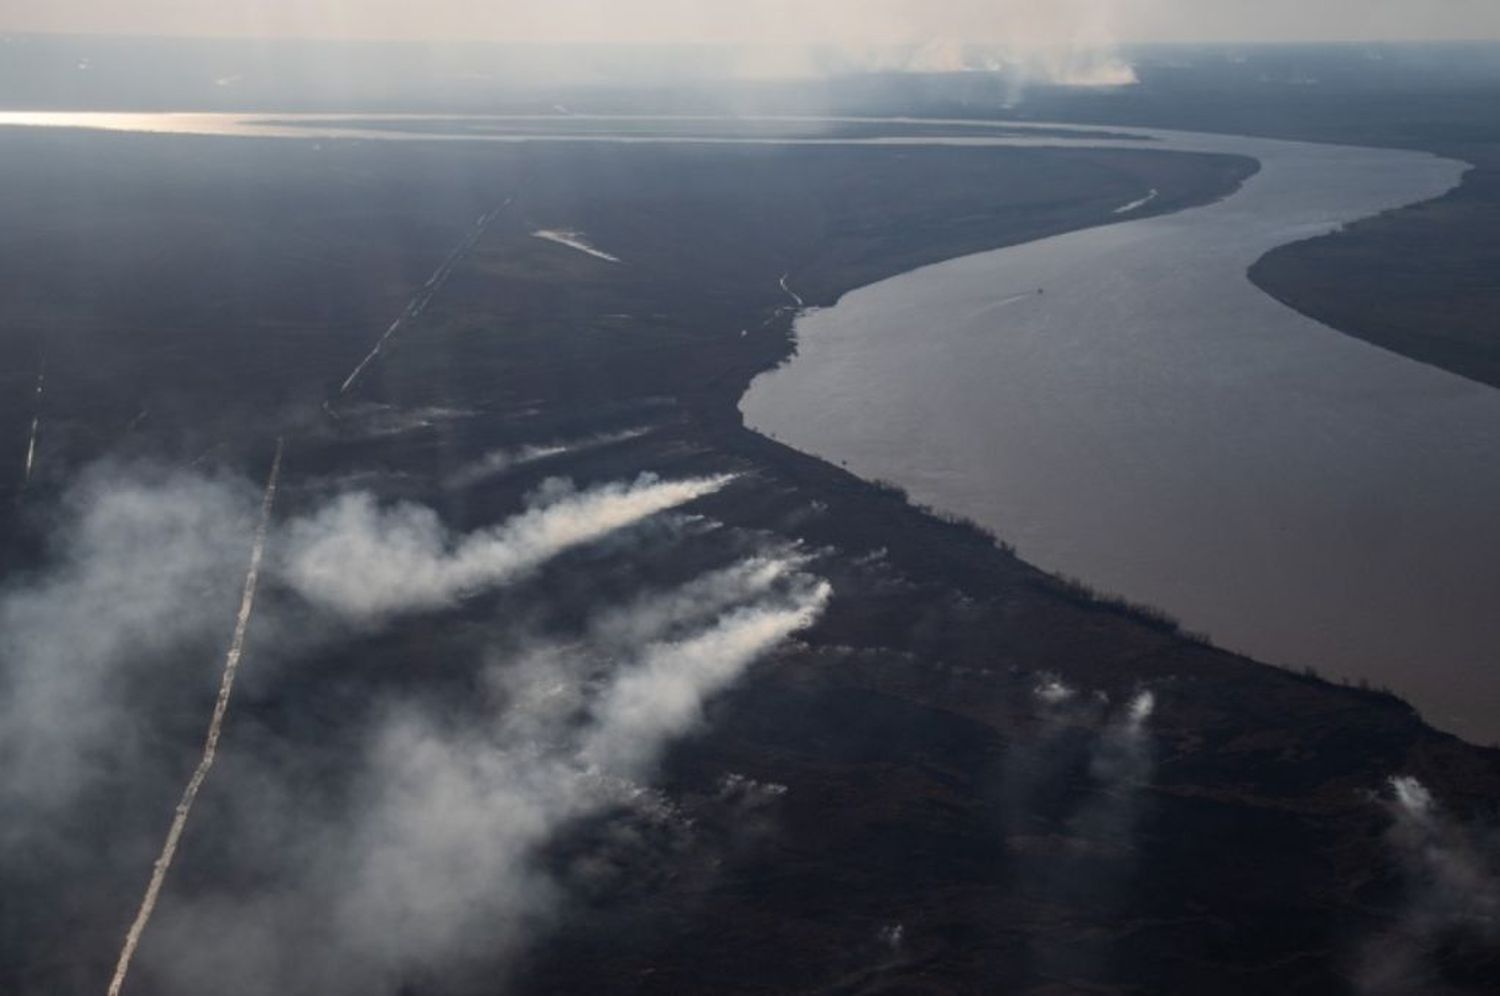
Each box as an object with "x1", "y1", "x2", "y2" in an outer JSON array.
[{"x1": 6, "y1": 30, "x2": 1500, "y2": 49}]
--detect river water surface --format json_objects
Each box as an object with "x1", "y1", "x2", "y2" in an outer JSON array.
[{"x1": 744, "y1": 128, "x2": 1500, "y2": 743}]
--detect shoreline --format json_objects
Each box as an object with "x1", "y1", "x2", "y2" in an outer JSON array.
[
  {"x1": 1248, "y1": 152, "x2": 1500, "y2": 392},
  {"x1": 735, "y1": 127, "x2": 1497, "y2": 744}
]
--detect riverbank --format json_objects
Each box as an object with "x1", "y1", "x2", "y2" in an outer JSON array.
[
  {"x1": 995, "y1": 60, "x2": 1500, "y2": 396},
  {"x1": 1250, "y1": 146, "x2": 1500, "y2": 391},
  {"x1": 739, "y1": 129, "x2": 1500, "y2": 745}
]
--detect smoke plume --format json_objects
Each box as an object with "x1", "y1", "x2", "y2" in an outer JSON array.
[
  {"x1": 1071, "y1": 690, "x2": 1155, "y2": 843},
  {"x1": 281, "y1": 472, "x2": 735, "y2": 621},
  {"x1": 1002, "y1": 682, "x2": 1157, "y2": 982},
  {"x1": 138, "y1": 559, "x2": 830, "y2": 995},
  {"x1": 442, "y1": 427, "x2": 651, "y2": 490},
  {"x1": 1, "y1": 452, "x2": 822, "y2": 993},
  {"x1": 1357, "y1": 776, "x2": 1500, "y2": 994},
  {"x1": 0, "y1": 464, "x2": 257, "y2": 833}
]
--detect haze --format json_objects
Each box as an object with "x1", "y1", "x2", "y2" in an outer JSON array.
[{"x1": 9, "y1": 0, "x2": 1500, "y2": 45}]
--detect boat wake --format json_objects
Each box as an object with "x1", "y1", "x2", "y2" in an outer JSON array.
[{"x1": 1113, "y1": 189, "x2": 1159, "y2": 215}]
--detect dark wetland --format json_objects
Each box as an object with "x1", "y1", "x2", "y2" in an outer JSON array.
[{"x1": 2, "y1": 47, "x2": 1498, "y2": 996}]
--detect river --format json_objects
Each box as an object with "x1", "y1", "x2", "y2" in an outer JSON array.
[{"x1": 743, "y1": 127, "x2": 1500, "y2": 743}]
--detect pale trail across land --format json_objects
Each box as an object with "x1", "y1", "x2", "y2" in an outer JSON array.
[
  {"x1": 532, "y1": 229, "x2": 622, "y2": 263},
  {"x1": 20, "y1": 366, "x2": 44, "y2": 488},
  {"x1": 339, "y1": 202, "x2": 509, "y2": 397},
  {"x1": 106, "y1": 439, "x2": 284, "y2": 996}
]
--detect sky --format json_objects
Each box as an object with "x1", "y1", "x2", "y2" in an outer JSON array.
[{"x1": 6, "y1": 0, "x2": 1500, "y2": 45}]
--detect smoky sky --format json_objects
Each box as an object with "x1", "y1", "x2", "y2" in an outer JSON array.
[{"x1": 6, "y1": 1, "x2": 1500, "y2": 44}]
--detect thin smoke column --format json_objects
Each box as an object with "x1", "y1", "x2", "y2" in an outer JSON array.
[
  {"x1": 442, "y1": 427, "x2": 651, "y2": 490},
  {"x1": 1077, "y1": 690, "x2": 1156, "y2": 836},
  {"x1": 107, "y1": 440, "x2": 284, "y2": 996},
  {"x1": 1357, "y1": 776, "x2": 1500, "y2": 994},
  {"x1": 1022, "y1": 687, "x2": 1156, "y2": 982}
]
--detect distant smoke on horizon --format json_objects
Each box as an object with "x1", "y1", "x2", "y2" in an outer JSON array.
[
  {"x1": 738, "y1": 1, "x2": 1141, "y2": 87},
  {"x1": 12, "y1": 0, "x2": 1500, "y2": 46},
  {"x1": 726, "y1": 38, "x2": 1137, "y2": 92},
  {"x1": 7, "y1": 0, "x2": 1500, "y2": 115},
  {"x1": 3, "y1": 1, "x2": 1146, "y2": 96}
]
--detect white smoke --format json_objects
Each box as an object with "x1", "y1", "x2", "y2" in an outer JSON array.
[
  {"x1": 0, "y1": 452, "x2": 814, "y2": 994},
  {"x1": 713, "y1": 0, "x2": 1140, "y2": 88},
  {"x1": 1003, "y1": 681, "x2": 1157, "y2": 973},
  {"x1": 444, "y1": 443, "x2": 574, "y2": 489},
  {"x1": 0, "y1": 464, "x2": 729, "y2": 825},
  {"x1": 1085, "y1": 690, "x2": 1155, "y2": 796},
  {"x1": 18, "y1": 0, "x2": 1500, "y2": 48},
  {"x1": 1002, "y1": 676, "x2": 1099, "y2": 826},
  {"x1": 1390, "y1": 775, "x2": 1435, "y2": 821},
  {"x1": 0, "y1": 465, "x2": 257, "y2": 830},
  {"x1": 139, "y1": 559, "x2": 831, "y2": 995},
  {"x1": 1033, "y1": 674, "x2": 1077, "y2": 705},
  {"x1": 485, "y1": 551, "x2": 809, "y2": 746},
  {"x1": 107, "y1": 442, "x2": 284, "y2": 996},
  {"x1": 1357, "y1": 776, "x2": 1499, "y2": 994},
  {"x1": 0, "y1": 463, "x2": 725, "y2": 800},
  {"x1": 581, "y1": 583, "x2": 831, "y2": 772},
  {"x1": 590, "y1": 552, "x2": 805, "y2": 647},
  {"x1": 1126, "y1": 689, "x2": 1155, "y2": 727},
  {"x1": 281, "y1": 473, "x2": 735, "y2": 621},
  {"x1": 826, "y1": 42, "x2": 1136, "y2": 88},
  {"x1": 718, "y1": 772, "x2": 789, "y2": 805},
  {"x1": 442, "y1": 427, "x2": 651, "y2": 490}
]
